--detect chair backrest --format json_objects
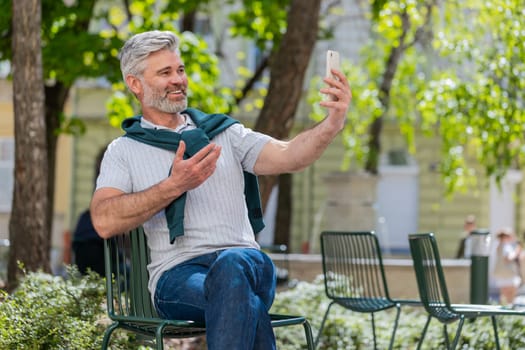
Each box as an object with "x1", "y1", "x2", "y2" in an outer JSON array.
[
  {"x1": 104, "y1": 227, "x2": 159, "y2": 320},
  {"x1": 408, "y1": 233, "x2": 459, "y2": 322},
  {"x1": 320, "y1": 231, "x2": 392, "y2": 303}
]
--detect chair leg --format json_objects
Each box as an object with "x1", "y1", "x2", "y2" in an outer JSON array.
[
  {"x1": 450, "y1": 317, "x2": 464, "y2": 350},
  {"x1": 491, "y1": 316, "x2": 501, "y2": 350},
  {"x1": 155, "y1": 325, "x2": 165, "y2": 350},
  {"x1": 371, "y1": 312, "x2": 378, "y2": 350},
  {"x1": 314, "y1": 301, "x2": 335, "y2": 349},
  {"x1": 443, "y1": 324, "x2": 450, "y2": 349},
  {"x1": 101, "y1": 322, "x2": 119, "y2": 350},
  {"x1": 303, "y1": 319, "x2": 315, "y2": 350},
  {"x1": 416, "y1": 316, "x2": 432, "y2": 350},
  {"x1": 388, "y1": 305, "x2": 401, "y2": 350}
]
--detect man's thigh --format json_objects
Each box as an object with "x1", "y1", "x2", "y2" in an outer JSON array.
[{"x1": 154, "y1": 252, "x2": 218, "y2": 321}]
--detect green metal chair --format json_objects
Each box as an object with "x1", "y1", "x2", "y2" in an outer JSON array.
[
  {"x1": 102, "y1": 227, "x2": 315, "y2": 350},
  {"x1": 316, "y1": 231, "x2": 420, "y2": 350},
  {"x1": 408, "y1": 232, "x2": 525, "y2": 350}
]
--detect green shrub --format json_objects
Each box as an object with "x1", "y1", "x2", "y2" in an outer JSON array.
[
  {"x1": 0, "y1": 266, "x2": 107, "y2": 350},
  {"x1": 0, "y1": 267, "x2": 187, "y2": 350},
  {"x1": 271, "y1": 275, "x2": 525, "y2": 350}
]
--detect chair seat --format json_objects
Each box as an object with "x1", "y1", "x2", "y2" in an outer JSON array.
[
  {"x1": 109, "y1": 314, "x2": 308, "y2": 342},
  {"x1": 334, "y1": 297, "x2": 397, "y2": 313},
  {"x1": 452, "y1": 303, "x2": 525, "y2": 316},
  {"x1": 421, "y1": 304, "x2": 460, "y2": 323},
  {"x1": 115, "y1": 320, "x2": 206, "y2": 338}
]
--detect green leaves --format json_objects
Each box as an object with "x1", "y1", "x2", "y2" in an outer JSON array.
[
  {"x1": 419, "y1": 0, "x2": 525, "y2": 190},
  {"x1": 0, "y1": 266, "x2": 106, "y2": 350},
  {"x1": 228, "y1": 0, "x2": 290, "y2": 51}
]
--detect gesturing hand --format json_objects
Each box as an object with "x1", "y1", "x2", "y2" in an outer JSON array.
[{"x1": 167, "y1": 140, "x2": 222, "y2": 195}]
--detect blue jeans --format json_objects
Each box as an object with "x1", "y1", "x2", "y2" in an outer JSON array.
[{"x1": 154, "y1": 248, "x2": 277, "y2": 350}]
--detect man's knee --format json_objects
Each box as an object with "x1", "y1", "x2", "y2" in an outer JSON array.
[{"x1": 207, "y1": 248, "x2": 275, "y2": 287}]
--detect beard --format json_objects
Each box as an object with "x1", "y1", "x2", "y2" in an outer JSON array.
[{"x1": 142, "y1": 82, "x2": 188, "y2": 114}]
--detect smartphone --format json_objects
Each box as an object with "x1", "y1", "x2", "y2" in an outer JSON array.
[
  {"x1": 325, "y1": 50, "x2": 340, "y2": 79},
  {"x1": 325, "y1": 50, "x2": 340, "y2": 101}
]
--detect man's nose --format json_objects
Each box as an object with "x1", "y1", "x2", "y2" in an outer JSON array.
[{"x1": 170, "y1": 73, "x2": 184, "y2": 85}]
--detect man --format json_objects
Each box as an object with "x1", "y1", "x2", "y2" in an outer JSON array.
[
  {"x1": 90, "y1": 30, "x2": 351, "y2": 349},
  {"x1": 456, "y1": 214, "x2": 476, "y2": 258}
]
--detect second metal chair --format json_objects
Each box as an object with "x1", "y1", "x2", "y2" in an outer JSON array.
[
  {"x1": 316, "y1": 231, "x2": 419, "y2": 349},
  {"x1": 409, "y1": 232, "x2": 525, "y2": 350}
]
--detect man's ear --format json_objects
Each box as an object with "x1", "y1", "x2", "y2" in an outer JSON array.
[{"x1": 125, "y1": 75, "x2": 142, "y2": 96}]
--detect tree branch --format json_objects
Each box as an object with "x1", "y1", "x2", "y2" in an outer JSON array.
[{"x1": 234, "y1": 54, "x2": 270, "y2": 106}]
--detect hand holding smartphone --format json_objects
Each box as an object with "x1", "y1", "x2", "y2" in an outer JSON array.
[{"x1": 325, "y1": 50, "x2": 341, "y2": 101}]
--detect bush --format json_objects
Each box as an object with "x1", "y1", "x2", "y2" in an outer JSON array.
[
  {"x1": 0, "y1": 266, "x2": 106, "y2": 350},
  {"x1": 270, "y1": 275, "x2": 525, "y2": 350},
  {"x1": 0, "y1": 267, "x2": 192, "y2": 350}
]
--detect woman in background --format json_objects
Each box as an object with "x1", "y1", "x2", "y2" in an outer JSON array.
[{"x1": 492, "y1": 227, "x2": 522, "y2": 304}]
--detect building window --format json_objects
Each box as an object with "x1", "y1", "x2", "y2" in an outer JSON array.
[
  {"x1": 194, "y1": 16, "x2": 212, "y2": 36},
  {"x1": 0, "y1": 138, "x2": 14, "y2": 212}
]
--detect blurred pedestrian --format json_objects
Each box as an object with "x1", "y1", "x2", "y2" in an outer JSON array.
[
  {"x1": 455, "y1": 214, "x2": 476, "y2": 258},
  {"x1": 491, "y1": 227, "x2": 521, "y2": 304}
]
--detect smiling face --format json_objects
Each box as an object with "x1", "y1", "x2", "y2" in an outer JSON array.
[{"x1": 126, "y1": 49, "x2": 188, "y2": 115}]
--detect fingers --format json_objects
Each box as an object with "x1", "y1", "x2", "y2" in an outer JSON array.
[
  {"x1": 169, "y1": 142, "x2": 222, "y2": 192},
  {"x1": 172, "y1": 142, "x2": 220, "y2": 167},
  {"x1": 191, "y1": 143, "x2": 222, "y2": 177},
  {"x1": 330, "y1": 69, "x2": 349, "y2": 88},
  {"x1": 320, "y1": 71, "x2": 352, "y2": 110},
  {"x1": 190, "y1": 143, "x2": 221, "y2": 163},
  {"x1": 321, "y1": 70, "x2": 351, "y2": 101},
  {"x1": 174, "y1": 140, "x2": 186, "y2": 161}
]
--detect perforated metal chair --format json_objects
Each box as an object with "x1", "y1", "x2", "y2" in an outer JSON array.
[
  {"x1": 316, "y1": 231, "x2": 420, "y2": 350},
  {"x1": 102, "y1": 227, "x2": 315, "y2": 350},
  {"x1": 409, "y1": 232, "x2": 525, "y2": 350}
]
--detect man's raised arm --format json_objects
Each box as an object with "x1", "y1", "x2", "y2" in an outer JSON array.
[{"x1": 254, "y1": 69, "x2": 351, "y2": 175}]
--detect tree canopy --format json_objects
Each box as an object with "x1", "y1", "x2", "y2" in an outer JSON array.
[
  {"x1": 309, "y1": 0, "x2": 525, "y2": 194},
  {"x1": 419, "y1": 0, "x2": 525, "y2": 191}
]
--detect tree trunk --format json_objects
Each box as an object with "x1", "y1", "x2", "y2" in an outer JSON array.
[
  {"x1": 254, "y1": 0, "x2": 321, "y2": 213},
  {"x1": 365, "y1": 3, "x2": 434, "y2": 174},
  {"x1": 8, "y1": 0, "x2": 49, "y2": 290},
  {"x1": 365, "y1": 10, "x2": 410, "y2": 175}
]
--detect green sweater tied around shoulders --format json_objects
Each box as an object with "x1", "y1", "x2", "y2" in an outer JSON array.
[{"x1": 121, "y1": 108, "x2": 265, "y2": 244}]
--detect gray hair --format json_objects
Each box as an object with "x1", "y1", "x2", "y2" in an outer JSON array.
[{"x1": 118, "y1": 30, "x2": 181, "y2": 82}]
